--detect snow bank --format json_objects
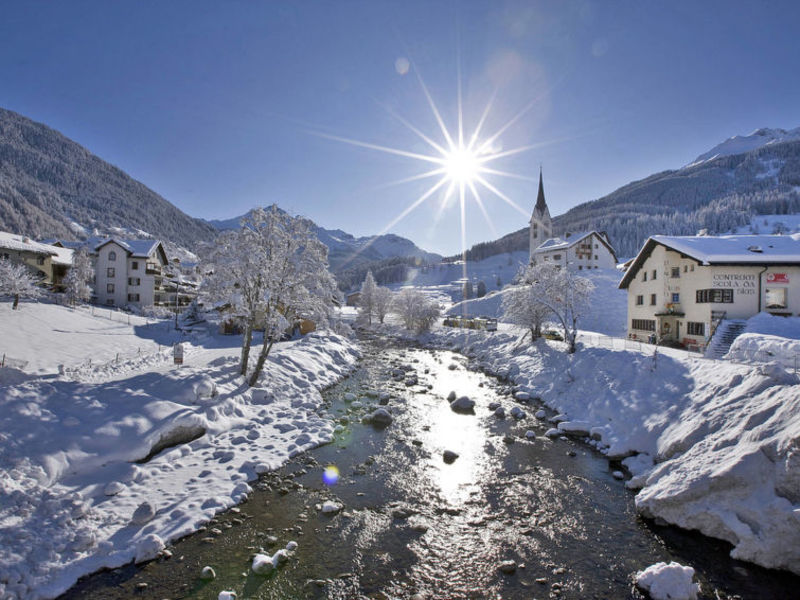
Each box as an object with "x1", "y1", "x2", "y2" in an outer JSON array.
[
  {"x1": 726, "y1": 313, "x2": 800, "y2": 370},
  {"x1": 0, "y1": 330, "x2": 359, "y2": 600},
  {"x1": 403, "y1": 324, "x2": 800, "y2": 575},
  {"x1": 635, "y1": 561, "x2": 700, "y2": 600}
]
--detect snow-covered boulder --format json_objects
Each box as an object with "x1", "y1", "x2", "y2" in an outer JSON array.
[
  {"x1": 493, "y1": 406, "x2": 506, "y2": 418},
  {"x1": 634, "y1": 562, "x2": 700, "y2": 600},
  {"x1": 104, "y1": 481, "x2": 125, "y2": 496},
  {"x1": 135, "y1": 534, "x2": 165, "y2": 563},
  {"x1": 200, "y1": 566, "x2": 216, "y2": 580},
  {"x1": 514, "y1": 391, "x2": 530, "y2": 401},
  {"x1": 443, "y1": 450, "x2": 459, "y2": 463},
  {"x1": 321, "y1": 500, "x2": 342, "y2": 515},
  {"x1": 557, "y1": 421, "x2": 591, "y2": 437},
  {"x1": 509, "y1": 406, "x2": 526, "y2": 420},
  {"x1": 252, "y1": 553, "x2": 275, "y2": 575},
  {"x1": 130, "y1": 501, "x2": 156, "y2": 525},
  {"x1": 450, "y1": 396, "x2": 475, "y2": 413},
  {"x1": 218, "y1": 592, "x2": 237, "y2": 600}
]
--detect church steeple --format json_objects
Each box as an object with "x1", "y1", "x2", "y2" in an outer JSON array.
[
  {"x1": 534, "y1": 166, "x2": 547, "y2": 215},
  {"x1": 529, "y1": 165, "x2": 552, "y2": 264}
]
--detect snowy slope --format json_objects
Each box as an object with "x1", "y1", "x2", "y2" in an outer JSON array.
[
  {"x1": 688, "y1": 127, "x2": 800, "y2": 167},
  {"x1": 730, "y1": 213, "x2": 800, "y2": 235},
  {"x1": 0, "y1": 320, "x2": 359, "y2": 600}
]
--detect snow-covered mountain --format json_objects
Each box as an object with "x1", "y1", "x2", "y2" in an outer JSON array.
[
  {"x1": 208, "y1": 214, "x2": 441, "y2": 273},
  {"x1": 688, "y1": 127, "x2": 800, "y2": 167}
]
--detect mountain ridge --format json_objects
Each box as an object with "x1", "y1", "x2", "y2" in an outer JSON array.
[{"x1": 0, "y1": 106, "x2": 217, "y2": 249}]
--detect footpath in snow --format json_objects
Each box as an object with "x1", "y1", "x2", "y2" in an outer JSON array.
[
  {"x1": 394, "y1": 322, "x2": 800, "y2": 576},
  {"x1": 0, "y1": 307, "x2": 359, "y2": 600}
]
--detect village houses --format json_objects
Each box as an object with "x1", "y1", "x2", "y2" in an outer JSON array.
[{"x1": 619, "y1": 234, "x2": 800, "y2": 349}]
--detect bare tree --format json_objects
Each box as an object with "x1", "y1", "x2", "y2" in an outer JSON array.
[
  {"x1": 357, "y1": 271, "x2": 377, "y2": 325},
  {"x1": 372, "y1": 286, "x2": 393, "y2": 324},
  {"x1": 393, "y1": 288, "x2": 440, "y2": 334}
]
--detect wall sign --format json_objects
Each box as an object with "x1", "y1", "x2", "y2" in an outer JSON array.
[
  {"x1": 712, "y1": 273, "x2": 757, "y2": 295},
  {"x1": 766, "y1": 273, "x2": 789, "y2": 283}
]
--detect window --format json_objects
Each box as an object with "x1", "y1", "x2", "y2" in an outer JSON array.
[
  {"x1": 652, "y1": 269, "x2": 657, "y2": 280},
  {"x1": 650, "y1": 293, "x2": 657, "y2": 305},
  {"x1": 108, "y1": 251, "x2": 116, "y2": 261},
  {"x1": 128, "y1": 277, "x2": 140, "y2": 286},
  {"x1": 107, "y1": 283, "x2": 115, "y2": 293},
  {"x1": 636, "y1": 295, "x2": 644, "y2": 305},
  {"x1": 696, "y1": 289, "x2": 733, "y2": 303},
  {"x1": 578, "y1": 265, "x2": 583, "y2": 270},
  {"x1": 671, "y1": 267, "x2": 680, "y2": 278},
  {"x1": 37, "y1": 256, "x2": 45, "y2": 265},
  {"x1": 690, "y1": 264, "x2": 694, "y2": 272},
  {"x1": 672, "y1": 293, "x2": 680, "y2": 303},
  {"x1": 106, "y1": 299, "x2": 114, "y2": 306},
  {"x1": 553, "y1": 254, "x2": 562, "y2": 260},
  {"x1": 642, "y1": 271, "x2": 647, "y2": 282},
  {"x1": 1, "y1": 253, "x2": 9, "y2": 260},
  {"x1": 127, "y1": 293, "x2": 140, "y2": 302},
  {"x1": 132, "y1": 261, "x2": 139, "y2": 270},
  {"x1": 683, "y1": 265, "x2": 688, "y2": 273},
  {"x1": 765, "y1": 288, "x2": 788, "y2": 309},
  {"x1": 107, "y1": 267, "x2": 115, "y2": 278},
  {"x1": 594, "y1": 255, "x2": 598, "y2": 260},
  {"x1": 687, "y1": 322, "x2": 705, "y2": 336},
  {"x1": 632, "y1": 319, "x2": 656, "y2": 331},
  {"x1": 594, "y1": 244, "x2": 598, "y2": 248}
]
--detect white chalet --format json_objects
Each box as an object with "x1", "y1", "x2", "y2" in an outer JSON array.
[
  {"x1": 532, "y1": 231, "x2": 618, "y2": 270},
  {"x1": 619, "y1": 234, "x2": 800, "y2": 349},
  {"x1": 93, "y1": 238, "x2": 169, "y2": 307},
  {"x1": 528, "y1": 169, "x2": 617, "y2": 270}
]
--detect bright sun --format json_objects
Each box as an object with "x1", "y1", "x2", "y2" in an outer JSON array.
[{"x1": 442, "y1": 145, "x2": 481, "y2": 185}]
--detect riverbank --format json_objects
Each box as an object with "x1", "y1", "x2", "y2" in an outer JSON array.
[
  {"x1": 0, "y1": 328, "x2": 359, "y2": 600},
  {"x1": 380, "y1": 322, "x2": 800, "y2": 576}
]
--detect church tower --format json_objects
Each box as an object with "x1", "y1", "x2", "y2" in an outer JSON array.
[{"x1": 529, "y1": 166, "x2": 552, "y2": 263}]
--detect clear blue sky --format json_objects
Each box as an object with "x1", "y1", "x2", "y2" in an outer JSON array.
[{"x1": 1, "y1": 1, "x2": 799, "y2": 255}]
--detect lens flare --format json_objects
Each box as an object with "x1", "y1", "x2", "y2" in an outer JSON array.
[{"x1": 322, "y1": 465, "x2": 340, "y2": 486}]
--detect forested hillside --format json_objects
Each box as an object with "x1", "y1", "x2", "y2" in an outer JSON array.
[
  {"x1": 0, "y1": 107, "x2": 216, "y2": 248},
  {"x1": 450, "y1": 137, "x2": 800, "y2": 261}
]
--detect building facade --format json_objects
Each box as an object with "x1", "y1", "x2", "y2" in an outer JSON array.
[
  {"x1": 0, "y1": 231, "x2": 73, "y2": 288},
  {"x1": 532, "y1": 231, "x2": 618, "y2": 271},
  {"x1": 94, "y1": 239, "x2": 168, "y2": 307},
  {"x1": 619, "y1": 234, "x2": 800, "y2": 348}
]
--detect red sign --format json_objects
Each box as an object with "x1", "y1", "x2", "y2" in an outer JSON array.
[{"x1": 766, "y1": 273, "x2": 789, "y2": 283}]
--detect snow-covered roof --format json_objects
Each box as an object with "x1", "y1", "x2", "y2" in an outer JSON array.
[
  {"x1": 46, "y1": 245, "x2": 74, "y2": 266},
  {"x1": 0, "y1": 231, "x2": 58, "y2": 256},
  {"x1": 534, "y1": 231, "x2": 594, "y2": 252},
  {"x1": 95, "y1": 238, "x2": 163, "y2": 258},
  {"x1": 619, "y1": 233, "x2": 800, "y2": 289},
  {"x1": 534, "y1": 231, "x2": 617, "y2": 261}
]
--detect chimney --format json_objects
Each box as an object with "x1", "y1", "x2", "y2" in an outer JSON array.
[{"x1": 565, "y1": 232, "x2": 571, "y2": 239}]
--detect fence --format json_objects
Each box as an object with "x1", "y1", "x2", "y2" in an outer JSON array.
[
  {"x1": 0, "y1": 354, "x2": 28, "y2": 370},
  {"x1": 61, "y1": 344, "x2": 174, "y2": 380}
]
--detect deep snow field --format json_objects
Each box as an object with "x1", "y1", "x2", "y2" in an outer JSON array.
[
  {"x1": 378, "y1": 318, "x2": 800, "y2": 577},
  {"x1": 0, "y1": 303, "x2": 359, "y2": 600}
]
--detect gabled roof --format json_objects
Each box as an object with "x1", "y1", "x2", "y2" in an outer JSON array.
[
  {"x1": 95, "y1": 238, "x2": 167, "y2": 261},
  {"x1": 47, "y1": 245, "x2": 75, "y2": 266},
  {"x1": 619, "y1": 234, "x2": 800, "y2": 289},
  {"x1": 0, "y1": 231, "x2": 57, "y2": 256},
  {"x1": 533, "y1": 231, "x2": 618, "y2": 261}
]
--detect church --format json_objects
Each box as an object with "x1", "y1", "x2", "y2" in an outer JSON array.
[{"x1": 528, "y1": 169, "x2": 618, "y2": 270}]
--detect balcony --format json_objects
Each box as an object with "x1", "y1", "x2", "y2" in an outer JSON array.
[
  {"x1": 145, "y1": 263, "x2": 162, "y2": 275},
  {"x1": 655, "y1": 303, "x2": 684, "y2": 317}
]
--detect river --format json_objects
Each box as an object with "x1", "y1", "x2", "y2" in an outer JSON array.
[{"x1": 61, "y1": 334, "x2": 800, "y2": 599}]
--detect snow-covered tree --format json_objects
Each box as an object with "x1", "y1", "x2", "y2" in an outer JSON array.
[
  {"x1": 501, "y1": 263, "x2": 557, "y2": 342},
  {"x1": 201, "y1": 205, "x2": 337, "y2": 385},
  {"x1": 372, "y1": 286, "x2": 394, "y2": 324},
  {"x1": 357, "y1": 271, "x2": 377, "y2": 325},
  {"x1": 476, "y1": 280, "x2": 487, "y2": 298},
  {"x1": 0, "y1": 260, "x2": 42, "y2": 309},
  {"x1": 393, "y1": 288, "x2": 440, "y2": 334},
  {"x1": 502, "y1": 263, "x2": 594, "y2": 353},
  {"x1": 63, "y1": 247, "x2": 94, "y2": 305}
]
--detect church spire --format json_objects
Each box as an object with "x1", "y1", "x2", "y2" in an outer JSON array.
[{"x1": 534, "y1": 165, "x2": 547, "y2": 214}]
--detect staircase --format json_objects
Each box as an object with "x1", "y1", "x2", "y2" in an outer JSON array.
[{"x1": 705, "y1": 319, "x2": 747, "y2": 359}]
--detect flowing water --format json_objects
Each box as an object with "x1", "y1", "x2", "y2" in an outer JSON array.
[{"x1": 61, "y1": 335, "x2": 800, "y2": 599}]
